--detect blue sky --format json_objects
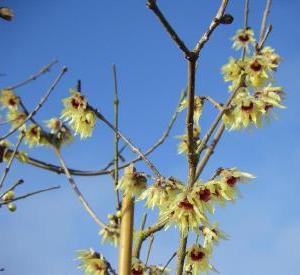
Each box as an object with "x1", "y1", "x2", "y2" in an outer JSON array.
[{"x1": 0, "y1": 0, "x2": 299, "y2": 274}]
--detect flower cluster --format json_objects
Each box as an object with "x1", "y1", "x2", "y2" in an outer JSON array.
[
  {"x1": 77, "y1": 249, "x2": 109, "y2": 275},
  {"x1": 117, "y1": 164, "x2": 147, "y2": 198},
  {"x1": 61, "y1": 89, "x2": 96, "y2": 139},
  {"x1": 221, "y1": 28, "x2": 284, "y2": 130},
  {"x1": 143, "y1": 168, "x2": 254, "y2": 239},
  {"x1": 45, "y1": 118, "x2": 73, "y2": 148},
  {"x1": 99, "y1": 212, "x2": 121, "y2": 246},
  {"x1": 139, "y1": 177, "x2": 184, "y2": 209}
]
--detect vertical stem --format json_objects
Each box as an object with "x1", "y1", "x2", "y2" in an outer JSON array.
[
  {"x1": 176, "y1": 58, "x2": 197, "y2": 275},
  {"x1": 113, "y1": 64, "x2": 121, "y2": 210},
  {"x1": 176, "y1": 236, "x2": 188, "y2": 275},
  {"x1": 186, "y1": 59, "x2": 197, "y2": 188},
  {"x1": 118, "y1": 195, "x2": 134, "y2": 275}
]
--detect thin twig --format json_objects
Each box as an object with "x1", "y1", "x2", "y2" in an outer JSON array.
[
  {"x1": 244, "y1": 0, "x2": 250, "y2": 29},
  {"x1": 91, "y1": 106, "x2": 162, "y2": 179},
  {"x1": 2, "y1": 60, "x2": 58, "y2": 90},
  {"x1": 0, "y1": 133, "x2": 25, "y2": 190},
  {"x1": 0, "y1": 67, "x2": 68, "y2": 141},
  {"x1": 176, "y1": 235, "x2": 188, "y2": 275},
  {"x1": 112, "y1": 64, "x2": 121, "y2": 210},
  {"x1": 196, "y1": 75, "x2": 246, "y2": 161},
  {"x1": 0, "y1": 179, "x2": 24, "y2": 199},
  {"x1": 193, "y1": 0, "x2": 229, "y2": 56},
  {"x1": 194, "y1": 124, "x2": 225, "y2": 181},
  {"x1": 133, "y1": 219, "x2": 167, "y2": 258},
  {"x1": 201, "y1": 96, "x2": 223, "y2": 110},
  {"x1": 0, "y1": 185, "x2": 60, "y2": 206},
  {"x1": 257, "y1": 24, "x2": 272, "y2": 51},
  {"x1": 145, "y1": 234, "x2": 154, "y2": 265},
  {"x1": 162, "y1": 252, "x2": 177, "y2": 273},
  {"x1": 54, "y1": 147, "x2": 107, "y2": 228},
  {"x1": 103, "y1": 144, "x2": 127, "y2": 170},
  {"x1": 146, "y1": 0, "x2": 191, "y2": 58},
  {"x1": 259, "y1": 0, "x2": 272, "y2": 44}
]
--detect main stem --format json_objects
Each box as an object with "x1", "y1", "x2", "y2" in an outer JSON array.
[
  {"x1": 118, "y1": 195, "x2": 134, "y2": 275},
  {"x1": 176, "y1": 58, "x2": 197, "y2": 275}
]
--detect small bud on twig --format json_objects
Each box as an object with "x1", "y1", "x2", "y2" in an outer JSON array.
[
  {"x1": 0, "y1": 7, "x2": 14, "y2": 21},
  {"x1": 219, "y1": 14, "x2": 234, "y2": 25}
]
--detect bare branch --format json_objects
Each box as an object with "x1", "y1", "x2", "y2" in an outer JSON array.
[
  {"x1": 259, "y1": 0, "x2": 272, "y2": 44},
  {"x1": 0, "y1": 179, "x2": 24, "y2": 200},
  {"x1": 162, "y1": 252, "x2": 177, "y2": 273},
  {"x1": 91, "y1": 106, "x2": 162, "y2": 179},
  {"x1": 54, "y1": 147, "x2": 107, "y2": 228},
  {"x1": 146, "y1": 0, "x2": 191, "y2": 58},
  {"x1": 193, "y1": 0, "x2": 230, "y2": 56},
  {"x1": 145, "y1": 234, "x2": 154, "y2": 265},
  {"x1": 2, "y1": 60, "x2": 58, "y2": 90},
  {"x1": 112, "y1": 64, "x2": 121, "y2": 210},
  {"x1": 0, "y1": 185, "x2": 60, "y2": 206},
  {"x1": 0, "y1": 132, "x2": 25, "y2": 190}
]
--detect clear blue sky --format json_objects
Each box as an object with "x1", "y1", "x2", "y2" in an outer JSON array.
[{"x1": 0, "y1": 1, "x2": 299, "y2": 274}]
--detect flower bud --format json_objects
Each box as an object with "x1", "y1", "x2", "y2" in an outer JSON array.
[
  {"x1": 0, "y1": 7, "x2": 14, "y2": 21},
  {"x1": 2, "y1": 190, "x2": 15, "y2": 202},
  {"x1": 7, "y1": 203, "x2": 17, "y2": 212}
]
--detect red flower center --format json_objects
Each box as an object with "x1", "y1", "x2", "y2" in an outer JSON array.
[
  {"x1": 250, "y1": 60, "x2": 262, "y2": 72},
  {"x1": 8, "y1": 98, "x2": 17, "y2": 106},
  {"x1": 71, "y1": 98, "x2": 81, "y2": 109},
  {"x1": 226, "y1": 176, "x2": 238, "y2": 187},
  {"x1": 30, "y1": 127, "x2": 38, "y2": 136},
  {"x1": 264, "y1": 104, "x2": 273, "y2": 111},
  {"x1": 131, "y1": 268, "x2": 144, "y2": 275},
  {"x1": 178, "y1": 199, "x2": 194, "y2": 210},
  {"x1": 198, "y1": 189, "x2": 211, "y2": 202},
  {"x1": 190, "y1": 250, "x2": 205, "y2": 262},
  {"x1": 238, "y1": 34, "x2": 250, "y2": 43},
  {"x1": 241, "y1": 102, "x2": 254, "y2": 111}
]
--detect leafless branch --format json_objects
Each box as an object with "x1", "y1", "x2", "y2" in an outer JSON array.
[
  {"x1": 0, "y1": 185, "x2": 60, "y2": 206},
  {"x1": 146, "y1": 0, "x2": 191, "y2": 58},
  {"x1": 2, "y1": 60, "x2": 58, "y2": 90},
  {"x1": 54, "y1": 147, "x2": 107, "y2": 229},
  {"x1": 0, "y1": 133, "x2": 25, "y2": 190},
  {"x1": 0, "y1": 179, "x2": 24, "y2": 200}
]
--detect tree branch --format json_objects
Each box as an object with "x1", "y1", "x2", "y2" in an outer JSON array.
[
  {"x1": 146, "y1": 0, "x2": 191, "y2": 58},
  {"x1": 2, "y1": 60, "x2": 58, "y2": 90}
]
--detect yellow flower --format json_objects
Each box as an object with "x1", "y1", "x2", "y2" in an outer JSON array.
[
  {"x1": 177, "y1": 127, "x2": 200, "y2": 155},
  {"x1": 178, "y1": 96, "x2": 204, "y2": 125},
  {"x1": 2, "y1": 190, "x2": 15, "y2": 202},
  {"x1": 0, "y1": 89, "x2": 19, "y2": 110},
  {"x1": 260, "y1": 46, "x2": 281, "y2": 70},
  {"x1": 217, "y1": 168, "x2": 255, "y2": 201},
  {"x1": 61, "y1": 89, "x2": 87, "y2": 119},
  {"x1": 245, "y1": 56, "x2": 271, "y2": 87},
  {"x1": 24, "y1": 124, "x2": 49, "y2": 147},
  {"x1": 200, "y1": 224, "x2": 228, "y2": 253},
  {"x1": 69, "y1": 110, "x2": 96, "y2": 139},
  {"x1": 159, "y1": 190, "x2": 208, "y2": 236},
  {"x1": 185, "y1": 244, "x2": 215, "y2": 275},
  {"x1": 6, "y1": 110, "x2": 26, "y2": 129},
  {"x1": 0, "y1": 140, "x2": 10, "y2": 163},
  {"x1": 77, "y1": 249, "x2": 109, "y2": 275},
  {"x1": 255, "y1": 85, "x2": 285, "y2": 111},
  {"x1": 61, "y1": 90, "x2": 96, "y2": 139},
  {"x1": 140, "y1": 177, "x2": 183, "y2": 209},
  {"x1": 45, "y1": 118, "x2": 73, "y2": 147},
  {"x1": 223, "y1": 90, "x2": 264, "y2": 130},
  {"x1": 117, "y1": 164, "x2": 147, "y2": 198},
  {"x1": 131, "y1": 258, "x2": 147, "y2": 275},
  {"x1": 232, "y1": 28, "x2": 256, "y2": 51},
  {"x1": 99, "y1": 213, "x2": 120, "y2": 246},
  {"x1": 221, "y1": 58, "x2": 246, "y2": 90},
  {"x1": 191, "y1": 181, "x2": 216, "y2": 214}
]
